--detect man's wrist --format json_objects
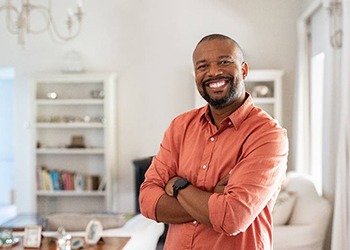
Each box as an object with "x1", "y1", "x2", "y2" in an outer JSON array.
[{"x1": 172, "y1": 178, "x2": 190, "y2": 199}]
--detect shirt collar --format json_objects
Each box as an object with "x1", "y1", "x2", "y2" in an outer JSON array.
[{"x1": 199, "y1": 92, "x2": 254, "y2": 130}]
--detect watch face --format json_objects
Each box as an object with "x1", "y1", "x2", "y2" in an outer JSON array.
[{"x1": 175, "y1": 178, "x2": 188, "y2": 188}]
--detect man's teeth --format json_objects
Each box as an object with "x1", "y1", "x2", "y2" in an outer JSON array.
[{"x1": 209, "y1": 81, "x2": 226, "y2": 88}]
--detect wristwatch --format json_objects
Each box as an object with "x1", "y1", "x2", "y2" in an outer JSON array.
[{"x1": 173, "y1": 178, "x2": 190, "y2": 199}]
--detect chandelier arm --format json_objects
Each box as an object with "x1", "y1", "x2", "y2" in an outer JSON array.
[
  {"x1": 4, "y1": 4, "x2": 20, "y2": 34},
  {"x1": 1, "y1": 0, "x2": 83, "y2": 46},
  {"x1": 26, "y1": 5, "x2": 51, "y2": 34},
  {"x1": 47, "y1": 10, "x2": 82, "y2": 42}
]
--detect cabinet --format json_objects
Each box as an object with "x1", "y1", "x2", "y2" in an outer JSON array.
[
  {"x1": 194, "y1": 70, "x2": 284, "y2": 124},
  {"x1": 32, "y1": 72, "x2": 117, "y2": 215}
]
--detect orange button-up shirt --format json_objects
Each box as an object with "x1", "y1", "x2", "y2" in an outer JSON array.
[{"x1": 140, "y1": 94, "x2": 289, "y2": 250}]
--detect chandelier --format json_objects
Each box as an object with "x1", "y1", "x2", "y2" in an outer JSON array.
[{"x1": 0, "y1": 0, "x2": 83, "y2": 47}]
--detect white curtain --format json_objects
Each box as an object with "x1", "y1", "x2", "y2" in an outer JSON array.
[
  {"x1": 293, "y1": 19, "x2": 310, "y2": 174},
  {"x1": 331, "y1": 0, "x2": 350, "y2": 249}
]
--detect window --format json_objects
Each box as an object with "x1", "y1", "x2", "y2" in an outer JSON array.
[
  {"x1": 310, "y1": 53, "x2": 325, "y2": 194},
  {"x1": 0, "y1": 67, "x2": 15, "y2": 205}
]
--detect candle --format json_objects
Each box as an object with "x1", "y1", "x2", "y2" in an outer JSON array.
[
  {"x1": 77, "y1": 0, "x2": 83, "y2": 8},
  {"x1": 67, "y1": 8, "x2": 74, "y2": 17}
]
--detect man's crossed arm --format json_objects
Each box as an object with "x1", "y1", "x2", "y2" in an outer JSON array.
[{"x1": 155, "y1": 174, "x2": 230, "y2": 227}]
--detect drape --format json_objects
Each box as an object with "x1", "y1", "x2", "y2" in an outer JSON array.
[
  {"x1": 331, "y1": 0, "x2": 350, "y2": 249},
  {"x1": 293, "y1": 20, "x2": 310, "y2": 174}
]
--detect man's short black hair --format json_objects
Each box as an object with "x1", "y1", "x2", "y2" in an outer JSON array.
[{"x1": 196, "y1": 34, "x2": 244, "y2": 56}]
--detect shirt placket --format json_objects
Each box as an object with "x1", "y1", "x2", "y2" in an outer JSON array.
[
  {"x1": 196, "y1": 119, "x2": 232, "y2": 187},
  {"x1": 196, "y1": 131, "x2": 217, "y2": 187}
]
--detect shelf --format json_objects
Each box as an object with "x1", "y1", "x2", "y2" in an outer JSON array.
[
  {"x1": 36, "y1": 148, "x2": 104, "y2": 154},
  {"x1": 252, "y1": 97, "x2": 275, "y2": 104},
  {"x1": 36, "y1": 99, "x2": 104, "y2": 105},
  {"x1": 36, "y1": 190, "x2": 106, "y2": 197},
  {"x1": 36, "y1": 122, "x2": 104, "y2": 128},
  {"x1": 34, "y1": 73, "x2": 113, "y2": 83},
  {"x1": 245, "y1": 69, "x2": 284, "y2": 81}
]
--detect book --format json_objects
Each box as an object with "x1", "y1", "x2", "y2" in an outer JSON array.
[
  {"x1": 41, "y1": 167, "x2": 53, "y2": 191},
  {"x1": 37, "y1": 166, "x2": 103, "y2": 192},
  {"x1": 50, "y1": 170, "x2": 60, "y2": 191}
]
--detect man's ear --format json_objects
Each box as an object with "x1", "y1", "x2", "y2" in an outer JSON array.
[{"x1": 241, "y1": 62, "x2": 249, "y2": 80}]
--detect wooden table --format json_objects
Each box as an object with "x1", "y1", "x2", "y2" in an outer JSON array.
[
  {"x1": 1, "y1": 214, "x2": 131, "y2": 249},
  {"x1": 7, "y1": 236, "x2": 130, "y2": 250}
]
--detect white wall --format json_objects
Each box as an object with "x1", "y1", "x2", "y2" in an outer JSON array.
[{"x1": 0, "y1": 0, "x2": 303, "y2": 213}]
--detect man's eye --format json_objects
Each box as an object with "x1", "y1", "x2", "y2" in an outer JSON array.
[
  {"x1": 197, "y1": 64, "x2": 208, "y2": 70},
  {"x1": 219, "y1": 60, "x2": 231, "y2": 65}
]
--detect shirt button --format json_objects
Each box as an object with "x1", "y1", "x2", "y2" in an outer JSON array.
[
  {"x1": 193, "y1": 220, "x2": 197, "y2": 224},
  {"x1": 210, "y1": 137, "x2": 214, "y2": 141},
  {"x1": 228, "y1": 122, "x2": 232, "y2": 125},
  {"x1": 202, "y1": 165, "x2": 207, "y2": 169}
]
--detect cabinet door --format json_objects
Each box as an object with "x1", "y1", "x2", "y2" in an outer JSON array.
[{"x1": 245, "y1": 70, "x2": 283, "y2": 123}]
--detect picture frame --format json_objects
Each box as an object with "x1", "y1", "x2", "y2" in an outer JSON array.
[
  {"x1": 84, "y1": 219, "x2": 103, "y2": 245},
  {"x1": 23, "y1": 225, "x2": 42, "y2": 248}
]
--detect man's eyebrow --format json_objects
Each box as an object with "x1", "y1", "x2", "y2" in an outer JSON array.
[
  {"x1": 218, "y1": 55, "x2": 234, "y2": 60},
  {"x1": 195, "y1": 55, "x2": 235, "y2": 65},
  {"x1": 195, "y1": 59, "x2": 207, "y2": 65}
]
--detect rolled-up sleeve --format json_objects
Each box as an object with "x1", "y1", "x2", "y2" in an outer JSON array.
[
  {"x1": 139, "y1": 124, "x2": 178, "y2": 221},
  {"x1": 208, "y1": 126, "x2": 288, "y2": 235}
]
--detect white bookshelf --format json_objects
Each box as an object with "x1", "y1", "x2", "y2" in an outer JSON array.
[
  {"x1": 32, "y1": 72, "x2": 118, "y2": 215},
  {"x1": 244, "y1": 70, "x2": 284, "y2": 124}
]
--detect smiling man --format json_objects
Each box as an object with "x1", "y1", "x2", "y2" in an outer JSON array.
[{"x1": 139, "y1": 34, "x2": 289, "y2": 250}]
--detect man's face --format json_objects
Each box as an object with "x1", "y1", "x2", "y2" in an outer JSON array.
[{"x1": 192, "y1": 39, "x2": 247, "y2": 109}]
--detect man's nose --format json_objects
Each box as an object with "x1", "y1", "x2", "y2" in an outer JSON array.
[{"x1": 208, "y1": 64, "x2": 223, "y2": 77}]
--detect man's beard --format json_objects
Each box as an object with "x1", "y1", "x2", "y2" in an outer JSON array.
[{"x1": 201, "y1": 79, "x2": 237, "y2": 109}]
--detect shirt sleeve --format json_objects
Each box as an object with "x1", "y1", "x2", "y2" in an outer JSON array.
[
  {"x1": 208, "y1": 124, "x2": 289, "y2": 235},
  {"x1": 139, "y1": 122, "x2": 178, "y2": 221}
]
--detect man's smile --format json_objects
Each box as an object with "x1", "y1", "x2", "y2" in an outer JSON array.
[
  {"x1": 208, "y1": 80, "x2": 227, "y2": 89},
  {"x1": 203, "y1": 77, "x2": 232, "y2": 91}
]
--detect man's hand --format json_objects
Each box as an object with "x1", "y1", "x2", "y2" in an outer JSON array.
[
  {"x1": 214, "y1": 172, "x2": 230, "y2": 193},
  {"x1": 155, "y1": 176, "x2": 195, "y2": 224},
  {"x1": 165, "y1": 176, "x2": 181, "y2": 196},
  {"x1": 158, "y1": 172, "x2": 230, "y2": 225},
  {"x1": 166, "y1": 172, "x2": 231, "y2": 195}
]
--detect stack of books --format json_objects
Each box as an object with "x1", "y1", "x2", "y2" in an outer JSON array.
[{"x1": 36, "y1": 166, "x2": 104, "y2": 192}]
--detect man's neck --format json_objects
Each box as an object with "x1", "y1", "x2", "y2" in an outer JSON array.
[{"x1": 209, "y1": 95, "x2": 246, "y2": 129}]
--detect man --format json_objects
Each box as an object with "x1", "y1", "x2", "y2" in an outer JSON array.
[{"x1": 139, "y1": 34, "x2": 288, "y2": 250}]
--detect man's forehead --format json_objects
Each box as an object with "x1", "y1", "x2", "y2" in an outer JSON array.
[{"x1": 193, "y1": 40, "x2": 240, "y2": 62}]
